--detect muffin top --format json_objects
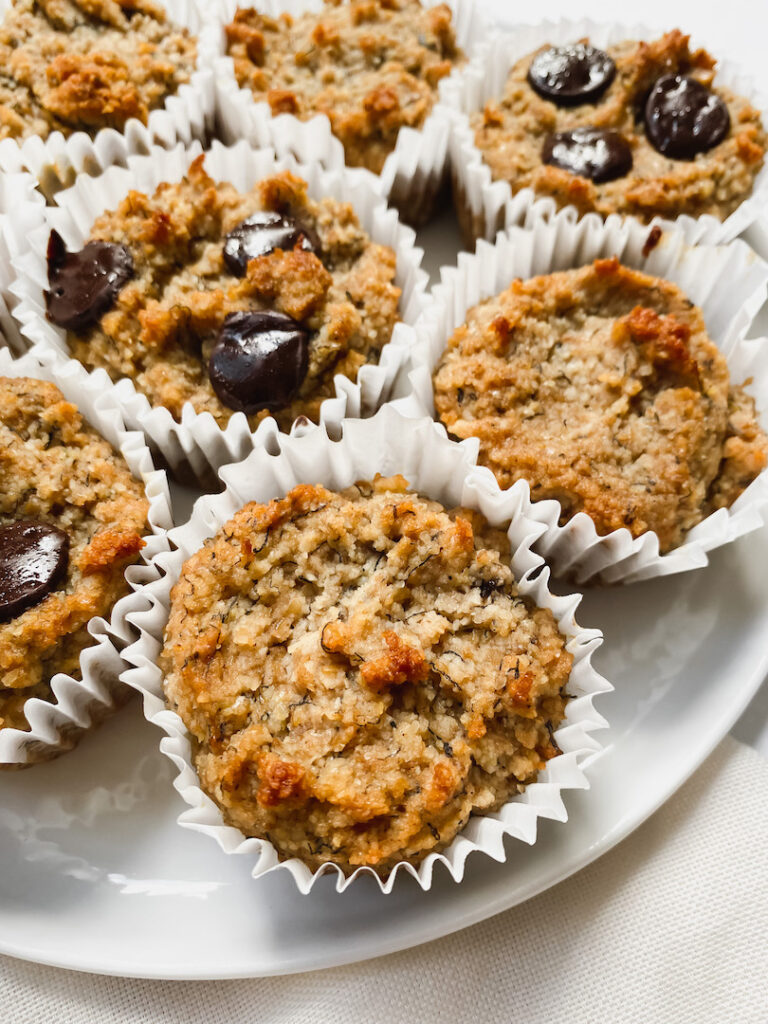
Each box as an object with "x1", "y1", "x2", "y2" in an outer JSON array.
[
  {"x1": 0, "y1": 376, "x2": 148, "y2": 729},
  {"x1": 225, "y1": 0, "x2": 463, "y2": 174},
  {"x1": 433, "y1": 258, "x2": 768, "y2": 553},
  {"x1": 161, "y1": 476, "x2": 572, "y2": 874},
  {"x1": 0, "y1": 0, "x2": 197, "y2": 142},
  {"x1": 472, "y1": 31, "x2": 766, "y2": 222},
  {"x1": 45, "y1": 156, "x2": 401, "y2": 431}
]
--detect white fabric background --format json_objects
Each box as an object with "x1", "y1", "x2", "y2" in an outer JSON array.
[
  {"x1": 2, "y1": 737, "x2": 765, "y2": 1024},
  {"x1": 2, "y1": 0, "x2": 768, "y2": 1019}
]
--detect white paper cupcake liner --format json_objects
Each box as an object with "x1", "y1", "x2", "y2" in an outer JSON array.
[
  {"x1": 212, "y1": 0, "x2": 489, "y2": 226},
  {"x1": 394, "y1": 214, "x2": 768, "y2": 585},
  {"x1": 0, "y1": 347, "x2": 172, "y2": 768},
  {"x1": 9, "y1": 138, "x2": 429, "y2": 486},
  {"x1": 121, "y1": 405, "x2": 610, "y2": 893},
  {"x1": 442, "y1": 19, "x2": 768, "y2": 246},
  {"x1": 0, "y1": 0, "x2": 219, "y2": 200},
  {"x1": 0, "y1": 172, "x2": 45, "y2": 350}
]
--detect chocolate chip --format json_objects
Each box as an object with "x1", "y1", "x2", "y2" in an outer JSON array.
[
  {"x1": 223, "y1": 211, "x2": 321, "y2": 276},
  {"x1": 0, "y1": 521, "x2": 69, "y2": 623},
  {"x1": 478, "y1": 579, "x2": 502, "y2": 600},
  {"x1": 642, "y1": 225, "x2": 663, "y2": 258},
  {"x1": 208, "y1": 311, "x2": 310, "y2": 414},
  {"x1": 542, "y1": 126, "x2": 633, "y2": 183},
  {"x1": 644, "y1": 74, "x2": 730, "y2": 159},
  {"x1": 528, "y1": 44, "x2": 616, "y2": 106},
  {"x1": 45, "y1": 230, "x2": 133, "y2": 332}
]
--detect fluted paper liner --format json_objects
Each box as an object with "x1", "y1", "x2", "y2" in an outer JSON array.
[
  {"x1": 121, "y1": 405, "x2": 610, "y2": 894},
  {"x1": 395, "y1": 214, "x2": 768, "y2": 584},
  {"x1": 0, "y1": 0, "x2": 218, "y2": 200},
  {"x1": 0, "y1": 172, "x2": 45, "y2": 350},
  {"x1": 10, "y1": 139, "x2": 429, "y2": 485},
  {"x1": 212, "y1": 0, "x2": 489, "y2": 226},
  {"x1": 0, "y1": 348, "x2": 172, "y2": 768},
  {"x1": 441, "y1": 19, "x2": 768, "y2": 246}
]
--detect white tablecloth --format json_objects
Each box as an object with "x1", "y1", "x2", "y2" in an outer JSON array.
[{"x1": 3, "y1": 735, "x2": 765, "y2": 1024}]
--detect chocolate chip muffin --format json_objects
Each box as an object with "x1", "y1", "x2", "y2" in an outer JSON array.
[
  {"x1": 45, "y1": 156, "x2": 402, "y2": 430},
  {"x1": 0, "y1": 0, "x2": 198, "y2": 142},
  {"x1": 161, "y1": 476, "x2": 573, "y2": 875},
  {"x1": 224, "y1": 0, "x2": 463, "y2": 174},
  {"x1": 472, "y1": 30, "x2": 766, "y2": 222},
  {"x1": 433, "y1": 258, "x2": 768, "y2": 553},
  {"x1": 0, "y1": 376, "x2": 148, "y2": 732}
]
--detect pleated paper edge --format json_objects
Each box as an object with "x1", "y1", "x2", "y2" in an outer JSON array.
[
  {"x1": 0, "y1": 348, "x2": 173, "y2": 767},
  {"x1": 393, "y1": 214, "x2": 768, "y2": 585},
  {"x1": 8, "y1": 138, "x2": 430, "y2": 486},
  {"x1": 121, "y1": 405, "x2": 612, "y2": 894},
  {"x1": 0, "y1": 171, "x2": 46, "y2": 349},
  {"x1": 0, "y1": 0, "x2": 220, "y2": 200},
  {"x1": 439, "y1": 18, "x2": 768, "y2": 246},
  {"x1": 212, "y1": 0, "x2": 490, "y2": 226}
]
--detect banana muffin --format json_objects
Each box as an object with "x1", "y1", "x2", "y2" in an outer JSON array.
[
  {"x1": 45, "y1": 155, "x2": 402, "y2": 430},
  {"x1": 224, "y1": 0, "x2": 464, "y2": 174},
  {"x1": 161, "y1": 476, "x2": 573, "y2": 875},
  {"x1": 0, "y1": 0, "x2": 197, "y2": 142},
  {"x1": 433, "y1": 258, "x2": 768, "y2": 553},
  {"x1": 472, "y1": 30, "x2": 766, "y2": 222},
  {"x1": 0, "y1": 376, "x2": 148, "y2": 732}
]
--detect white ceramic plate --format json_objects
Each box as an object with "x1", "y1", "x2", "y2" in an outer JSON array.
[
  {"x1": 0, "y1": 519, "x2": 765, "y2": 979},
  {"x1": 1, "y1": 0, "x2": 767, "y2": 974}
]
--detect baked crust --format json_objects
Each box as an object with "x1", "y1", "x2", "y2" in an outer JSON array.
[
  {"x1": 433, "y1": 259, "x2": 768, "y2": 552},
  {"x1": 0, "y1": 376, "x2": 148, "y2": 730},
  {"x1": 161, "y1": 477, "x2": 572, "y2": 874},
  {"x1": 472, "y1": 31, "x2": 767, "y2": 222},
  {"x1": 0, "y1": 0, "x2": 197, "y2": 141},
  {"x1": 63, "y1": 156, "x2": 402, "y2": 430},
  {"x1": 225, "y1": 0, "x2": 463, "y2": 174}
]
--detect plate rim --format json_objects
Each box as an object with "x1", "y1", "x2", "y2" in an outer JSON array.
[{"x1": 0, "y1": 606, "x2": 765, "y2": 980}]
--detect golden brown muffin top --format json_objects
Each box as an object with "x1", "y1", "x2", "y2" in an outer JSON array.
[
  {"x1": 55, "y1": 157, "x2": 401, "y2": 432},
  {"x1": 433, "y1": 258, "x2": 767, "y2": 552},
  {"x1": 0, "y1": 0, "x2": 197, "y2": 141},
  {"x1": 226, "y1": 0, "x2": 463, "y2": 173},
  {"x1": 161, "y1": 476, "x2": 572, "y2": 874},
  {"x1": 0, "y1": 376, "x2": 148, "y2": 728},
  {"x1": 473, "y1": 31, "x2": 766, "y2": 222}
]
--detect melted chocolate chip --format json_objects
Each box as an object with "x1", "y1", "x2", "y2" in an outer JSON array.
[
  {"x1": 542, "y1": 126, "x2": 633, "y2": 183},
  {"x1": 644, "y1": 74, "x2": 730, "y2": 159},
  {"x1": 478, "y1": 579, "x2": 502, "y2": 600},
  {"x1": 223, "y1": 212, "x2": 321, "y2": 276},
  {"x1": 528, "y1": 44, "x2": 616, "y2": 106},
  {"x1": 0, "y1": 521, "x2": 69, "y2": 623},
  {"x1": 208, "y1": 311, "x2": 310, "y2": 414},
  {"x1": 45, "y1": 230, "x2": 133, "y2": 332}
]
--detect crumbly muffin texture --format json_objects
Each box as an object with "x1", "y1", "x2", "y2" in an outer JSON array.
[
  {"x1": 433, "y1": 259, "x2": 768, "y2": 553},
  {"x1": 0, "y1": 376, "x2": 148, "y2": 730},
  {"x1": 473, "y1": 31, "x2": 767, "y2": 222},
  {"x1": 161, "y1": 477, "x2": 572, "y2": 874},
  {"x1": 225, "y1": 0, "x2": 463, "y2": 174},
  {"x1": 64, "y1": 157, "x2": 401, "y2": 430},
  {"x1": 0, "y1": 0, "x2": 197, "y2": 142}
]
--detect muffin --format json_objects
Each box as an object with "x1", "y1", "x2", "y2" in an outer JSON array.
[
  {"x1": 44, "y1": 154, "x2": 402, "y2": 430},
  {"x1": 160, "y1": 475, "x2": 573, "y2": 875},
  {"x1": 0, "y1": 375, "x2": 149, "y2": 733},
  {"x1": 433, "y1": 258, "x2": 768, "y2": 553},
  {"x1": 471, "y1": 30, "x2": 766, "y2": 222},
  {"x1": 224, "y1": 0, "x2": 464, "y2": 174},
  {"x1": 0, "y1": 0, "x2": 198, "y2": 143}
]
